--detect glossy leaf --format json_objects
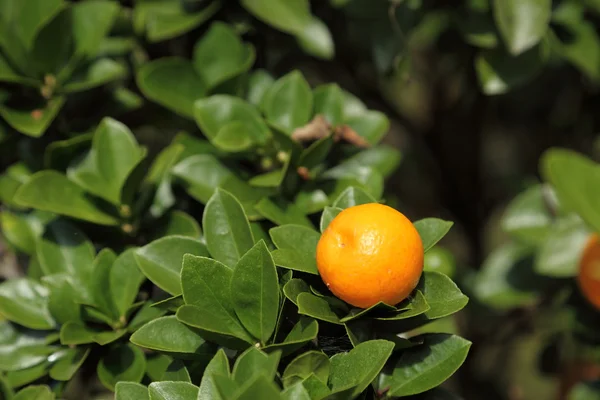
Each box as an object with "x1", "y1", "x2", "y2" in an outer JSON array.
[
  {"x1": 501, "y1": 184, "x2": 553, "y2": 245},
  {"x1": 0, "y1": 97, "x2": 65, "y2": 138},
  {"x1": 320, "y1": 206, "x2": 342, "y2": 232},
  {"x1": 193, "y1": 22, "x2": 255, "y2": 89},
  {"x1": 263, "y1": 316, "x2": 318, "y2": 356},
  {"x1": 270, "y1": 225, "x2": 320, "y2": 275},
  {"x1": 255, "y1": 198, "x2": 313, "y2": 228},
  {"x1": 389, "y1": 334, "x2": 471, "y2": 396},
  {"x1": 193, "y1": 95, "x2": 270, "y2": 145},
  {"x1": 332, "y1": 186, "x2": 377, "y2": 209},
  {"x1": 116, "y1": 382, "x2": 149, "y2": 400},
  {"x1": 179, "y1": 255, "x2": 254, "y2": 347},
  {"x1": 535, "y1": 215, "x2": 589, "y2": 277},
  {"x1": 97, "y1": 343, "x2": 146, "y2": 391},
  {"x1": 131, "y1": 316, "x2": 212, "y2": 356},
  {"x1": 137, "y1": 58, "x2": 206, "y2": 117},
  {"x1": 135, "y1": 236, "x2": 209, "y2": 296},
  {"x1": 344, "y1": 110, "x2": 389, "y2": 145},
  {"x1": 541, "y1": 149, "x2": 600, "y2": 233},
  {"x1": 263, "y1": 71, "x2": 313, "y2": 134},
  {"x1": 232, "y1": 347, "x2": 280, "y2": 385},
  {"x1": 240, "y1": 0, "x2": 312, "y2": 35},
  {"x1": 493, "y1": 0, "x2": 551, "y2": 55},
  {"x1": 13, "y1": 385, "x2": 54, "y2": 400},
  {"x1": 199, "y1": 349, "x2": 231, "y2": 400},
  {"x1": 110, "y1": 249, "x2": 145, "y2": 318},
  {"x1": 0, "y1": 278, "x2": 55, "y2": 329},
  {"x1": 414, "y1": 218, "x2": 454, "y2": 252},
  {"x1": 14, "y1": 171, "x2": 119, "y2": 225},
  {"x1": 329, "y1": 340, "x2": 395, "y2": 397},
  {"x1": 297, "y1": 293, "x2": 342, "y2": 325},
  {"x1": 231, "y1": 241, "x2": 280, "y2": 343},
  {"x1": 203, "y1": 189, "x2": 255, "y2": 268},
  {"x1": 49, "y1": 347, "x2": 90, "y2": 381},
  {"x1": 148, "y1": 381, "x2": 198, "y2": 400},
  {"x1": 283, "y1": 351, "x2": 330, "y2": 387}
]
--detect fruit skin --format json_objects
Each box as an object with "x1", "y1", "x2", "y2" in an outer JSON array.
[
  {"x1": 316, "y1": 203, "x2": 424, "y2": 309},
  {"x1": 578, "y1": 233, "x2": 600, "y2": 310}
]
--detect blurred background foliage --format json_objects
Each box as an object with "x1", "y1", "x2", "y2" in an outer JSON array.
[{"x1": 2, "y1": 0, "x2": 600, "y2": 399}]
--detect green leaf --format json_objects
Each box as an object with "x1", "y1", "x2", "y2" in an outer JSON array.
[
  {"x1": 0, "y1": 210, "x2": 52, "y2": 255},
  {"x1": 329, "y1": 340, "x2": 394, "y2": 397},
  {"x1": 332, "y1": 186, "x2": 376, "y2": 209},
  {"x1": 0, "y1": 335, "x2": 56, "y2": 372},
  {"x1": 554, "y1": 12, "x2": 600, "y2": 82},
  {"x1": 203, "y1": 189, "x2": 255, "y2": 268},
  {"x1": 0, "y1": 278, "x2": 55, "y2": 329},
  {"x1": 232, "y1": 374, "x2": 282, "y2": 400},
  {"x1": 0, "y1": 97, "x2": 65, "y2": 138},
  {"x1": 541, "y1": 149, "x2": 600, "y2": 233},
  {"x1": 4, "y1": 361, "x2": 51, "y2": 388},
  {"x1": 90, "y1": 249, "x2": 118, "y2": 319},
  {"x1": 36, "y1": 219, "x2": 95, "y2": 302},
  {"x1": 128, "y1": 302, "x2": 167, "y2": 332},
  {"x1": 474, "y1": 243, "x2": 545, "y2": 309},
  {"x1": 534, "y1": 215, "x2": 589, "y2": 277},
  {"x1": 137, "y1": 58, "x2": 206, "y2": 117},
  {"x1": 148, "y1": 381, "x2": 198, "y2": 400},
  {"x1": 63, "y1": 58, "x2": 127, "y2": 93},
  {"x1": 43, "y1": 274, "x2": 81, "y2": 324},
  {"x1": 337, "y1": 145, "x2": 402, "y2": 179},
  {"x1": 418, "y1": 272, "x2": 468, "y2": 319},
  {"x1": 322, "y1": 165, "x2": 384, "y2": 200},
  {"x1": 475, "y1": 44, "x2": 547, "y2": 95},
  {"x1": 569, "y1": 382, "x2": 600, "y2": 400},
  {"x1": 139, "y1": 0, "x2": 221, "y2": 42},
  {"x1": 297, "y1": 293, "x2": 342, "y2": 325},
  {"x1": 231, "y1": 241, "x2": 280, "y2": 343},
  {"x1": 116, "y1": 382, "x2": 149, "y2": 400},
  {"x1": 320, "y1": 206, "x2": 342, "y2": 232},
  {"x1": 67, "y1": 118, "x2": 145, "y2": 206},
  {"x1": 414, "y1": 218, "x2": 454, "y2": 252},
  {"x1": 97, "y1": 343, "x2": 146, "y2": 391},
  {"x1": 299, "y1": 135, "x2": 334, "y2": 172},
  {"x1": 263, "y1": 71, "x2": 313, "y2": 134},
  {"x1": 161, "y1": 359, "x2": 190, "y2": 382},
  {"x1": 296, "y1": 17, "x2": 334, "y2": 60},
  {"x1": 294, "y1": 189, "x2": 329, "y2": 215},
  {"x1": 151, "y1": 296, "x2": 184, "y2": 313},
  {"x1": 343, "y1": 110, "x2": 389, "y2": 145},
  {"x1": 232, "y1": 347, "x2": 280, "y2": 385},
  {"x1": 193, "y1": 22, "x2": 255, "y2": 89},
  {"x1": 493, "y1": 0, "x2": 551, "y2": 55},
  {"x1": 44, "y1": 132, "x2": 93, "y2": 170},
  {"x1": 13, "y1": 385, "x2": 54, "y2": 400},
  {"x1": 255, "y1": 198, "x2": 313, "y2": 228},
  {"x1": 389, "y1": 334, "x2": 471, "y2": 396},
  {"x1": 240, "y1": 0, "x2": 312, "y2": 35},
  {"x1": 71, "y1": 0, "x2": 120, "y2": 57},
  {"x1": 14, "y1": 171, "x2": 119, "y2": 225},
  {"x1": 281, "y1": 383, "x2": 311, "y2": 400},
  {"x1": 199, "y1": 349, "x2": 231, "y2": 400},
  {"x1": 423, "y1": 247, "x2": 456, "y2": 278},
  {"x1": 12, "y1": 0, "x2": 63, "y2": 50},
  {"x1": 135, "y1": 235, "x2": 209, "y2": 296},
  {"x1": 60, "y1": 322, "x2": 126, "y2": 346},
  {"x1": 49, "y1": 347, "x2": 90, "y2": 381},
  {"x1": 176, "y1": 305, "x2": 253, "y2": 349},
  {"x1": 130, "y1": 316, "x2": 213, "y2": 356},
  {"x1": 299, "y1": 374, "x2": 331, "y2": 399},
  {"x1": 159, "y1": 211, "x2": 202, "y2": 238},
  {"x1": 193, "y1": 95, "x2": 270, "y2": 145},
  {"x1": 110, "y1": 249, "x2": 145, "y2": 318},
  {"x1": 262, "y1": 316, "x2": 318, "y2": 356},
  {"x1": 283, "y1": 351, "x2": 330, "y2": 388},
  {"x1": 270, "y1": 225, "x2": 320, "y2": 275},
  {"x1": 375, "y1": 290, "x2": 430, "y2": 321},
  {"x1": 313, "y1": 84, "x2": 343, "y2": 125},
  {"x1": 247, "y1": 69, "x2": 275, "y2": 107},
  {"x1": 283, "y1": 279, "x2": 311, "y2": 305},
  {"x1": 501, "y1": 184, "x2": 553, "y2": 245}
]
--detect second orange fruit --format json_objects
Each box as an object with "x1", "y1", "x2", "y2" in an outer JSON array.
[
  {"x1": 578, "y1": 233, "x2": 600, "y2": 310},
  {"x1": 316, "y1": 203, "x2": 424, "y2": 309}
]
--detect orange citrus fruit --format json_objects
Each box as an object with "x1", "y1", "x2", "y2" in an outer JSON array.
[
  {"x1": 578, "y1": 233, "x2": 600, "y2": 309},
  {"x1": 316, "y1": 203, "x2": 424, "y2": 308}
]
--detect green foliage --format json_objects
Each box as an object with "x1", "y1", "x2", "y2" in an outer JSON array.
[{"x1": 0, "y1": 0, "x2": 471, "y2": 399}]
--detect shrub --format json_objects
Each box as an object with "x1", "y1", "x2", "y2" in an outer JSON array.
[{"x1": 0, "y1": 0, "x2": 471, "y2": 399}]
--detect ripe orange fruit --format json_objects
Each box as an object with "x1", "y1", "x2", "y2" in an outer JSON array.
[
  {"x1": 316, "y1": 203, "x2": 424, "y2": 309},
  {"x1": 578, "y1": 233, "x2": 600, "y2": 309}
]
